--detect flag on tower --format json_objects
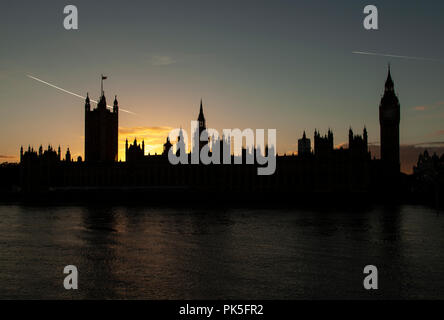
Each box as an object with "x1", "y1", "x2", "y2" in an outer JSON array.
[{"x1": 100, "y1": 75, "x2": 108, "y2": 96}]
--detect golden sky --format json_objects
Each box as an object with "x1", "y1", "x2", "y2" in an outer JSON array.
[{"x1": 118, "y1": 126, "x2": 173, "y2": 161}]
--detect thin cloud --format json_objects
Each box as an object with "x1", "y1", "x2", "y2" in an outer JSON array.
[
  {"x1": 0, "y1": 155, "x2": 16, "y2": 159},
  {"x1": 412, "y1": 101, "x2": 444, "y2": 115},
  {"x1": 151, "y1": 56, "x2": 177, "y2": 66},
  {"x1": 335, "y1": 142, "x2": 348, "y2": 149},
  {"x1": 425, "y1": 130, "x2": 444, "y2": 138},
  {"x1": 432, "y1": 131, "x2": 444, "y2": 137}
]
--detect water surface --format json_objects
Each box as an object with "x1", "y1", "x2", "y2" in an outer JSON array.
[{"x1": 0, "y1": 205, "x2": 443, "y2": 299}]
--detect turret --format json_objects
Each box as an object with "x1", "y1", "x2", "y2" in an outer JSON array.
[
  {"x1": 328, "y1": 129, "x2": 334, "y2": 149},
  {"x1": 198, "y1": 99, "x2": 206, "y2": 129},
  {"x1": 363, "y1": 126, "x2": 368, "y2": 145},
  {"x1": 65, "y1": 148, "x2": 71, "y2": 162},
  {"x1": 163, "y1": 137, "x2": 172, "y2": 156},
  {"x1": 85, "y1": 93, "x2": 91, "y2": 111},
  {"x1": 198, "y1": 99, "x2": 208, "y2": 154},
  {"x1": 176, "y1": 128, "x2": 186, "y2": 157},
  {"x1": 97, "y1": 92, "x2": 107, "y2": 110},
  {"x1": 113, "y1": 95, "x2": 118, "y2": 113}
]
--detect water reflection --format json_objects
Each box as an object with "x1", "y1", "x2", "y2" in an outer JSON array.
[{"x1": 0, "y1": 205, "x2": 443, "y2": 299}]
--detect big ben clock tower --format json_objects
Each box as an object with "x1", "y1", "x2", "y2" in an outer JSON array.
[{"x1": 379, "y1": 65, "x2": 400, "y2": 173}]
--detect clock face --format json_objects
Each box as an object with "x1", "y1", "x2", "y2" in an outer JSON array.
[{"x1": 383, "y1": 108, "x2": 396, "y2": 120}]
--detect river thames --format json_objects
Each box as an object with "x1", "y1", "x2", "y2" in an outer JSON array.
[{"x1": 0, "y1": 204, "x2": 443, "y2": 299}]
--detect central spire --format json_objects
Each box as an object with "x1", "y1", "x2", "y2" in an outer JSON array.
[{"x1": 198, "y1": 99, "x2": 205, "y2": 122}]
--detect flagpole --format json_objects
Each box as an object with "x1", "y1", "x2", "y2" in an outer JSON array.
[{"x1": 101, "y1": 74, "x2": 103, "y2": 96}]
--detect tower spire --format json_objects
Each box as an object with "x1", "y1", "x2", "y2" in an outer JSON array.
[
  {"x1": 198, "y1": 99, "x2": 205, "y2": 122},
  {"x1": 197, "y1": 99, "x2": 208, "y2": 154},
  {"x1": 385, "y1": 64, "x2": 394, "y2": 92},
  {"x1": 113, "y1": 95, "x2": 118, "y2": 113},
  {"x1": 85, "y1": 92, "x2": 91, "y2": 111}
]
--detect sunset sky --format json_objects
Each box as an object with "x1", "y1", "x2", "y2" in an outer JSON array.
[{"x1": 1, "y1": 0, "x2": 444, "y2": 173}]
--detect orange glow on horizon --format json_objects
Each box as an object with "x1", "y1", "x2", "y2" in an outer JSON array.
[{"x1": 118, "y1": 126, "x2": 173, "y2": 161}]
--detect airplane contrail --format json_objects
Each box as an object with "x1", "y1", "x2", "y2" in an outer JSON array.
[
  {"x1": 352, "y1": 51, "x2": 443, "y2": 62},
  {"x1": 26, "y1": 75, "x2": 136, "y2": 115}
]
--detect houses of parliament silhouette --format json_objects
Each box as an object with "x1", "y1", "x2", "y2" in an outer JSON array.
[{"x1": 16, "y1": 67, "x2": 408, "y2": 203}]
